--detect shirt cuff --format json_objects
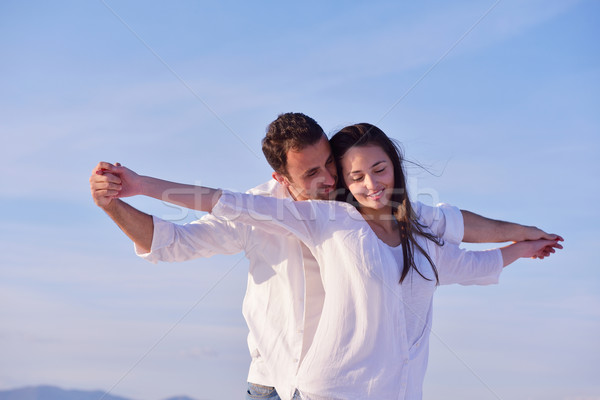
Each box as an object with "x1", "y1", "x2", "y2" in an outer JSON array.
[
  {"x1": 487, "y1": 248, "x2": 504, "y2": 284},
  {"x1": 437, "y1": 202, "x2": 464, "y2": 244},
  {"x1": 457, "y1": 248, "x2": 504, "y2": 286},
  {"x1": 473, "y1": 248, "x2": 504, "y2": 285},
  {"x1": 134, "y1": 215, "x2": 175, "y2": 263}
]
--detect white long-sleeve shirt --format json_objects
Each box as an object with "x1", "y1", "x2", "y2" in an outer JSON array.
[
  {"x1": 212, "y1": 190, "x2": 503, "y2": 400},
  {"x1": 136, "y1": 180, "x2": 465, "y2": 400}
]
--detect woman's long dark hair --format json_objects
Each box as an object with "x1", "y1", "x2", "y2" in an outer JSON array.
[{"x1": 330, "y1": 123, "x2": 442, "y2": 284}]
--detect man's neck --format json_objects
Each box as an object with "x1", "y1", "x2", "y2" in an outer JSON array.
[{"x1": 286, "y1": 187, "x2": 300, "y2": 201}]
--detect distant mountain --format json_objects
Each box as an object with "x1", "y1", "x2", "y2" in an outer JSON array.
[
  {"x1": 162, "y1": 397, "x2": 196, "y2": 400},
  {"x1": 0, "y1": 386, "x2": 130, "y2": 400},
  {"x1": 163, "y1": 397, "x2": 197, "y2": 400},
  {"x1": 0, "y1": 386, "x2": 198, "y2": 400}
]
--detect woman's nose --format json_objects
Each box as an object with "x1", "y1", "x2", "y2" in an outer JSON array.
[{"x1": 364, "y1": 174, "x2": 376, "y2": 189}]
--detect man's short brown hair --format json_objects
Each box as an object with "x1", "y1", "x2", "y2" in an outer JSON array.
[{"x1": 262, "y1": 113, "x2": 326, "y2": 175}]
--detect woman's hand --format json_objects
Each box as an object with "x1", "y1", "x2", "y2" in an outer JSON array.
[
  {"x1": 519, "y1": 239, "x2": 564, "y2": 259},
  {"x1": 500, "y1": 238, "x2": 564, "y2": 267}
]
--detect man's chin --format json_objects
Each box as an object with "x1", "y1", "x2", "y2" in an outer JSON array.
[{"x1": 314, "y1": 189, "x2": 337, "y2": 201}]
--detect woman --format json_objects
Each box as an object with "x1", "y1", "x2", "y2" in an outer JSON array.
[{"x1": 100, "y1": 124, "x2": 560, "y2": 399}]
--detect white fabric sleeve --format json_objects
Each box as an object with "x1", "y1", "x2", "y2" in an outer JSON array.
[
  {"x1": 135, "y1": 214, "x2": 247, "y2": 264},
  {"x1": 412, "y1": 202, "x2": 464, "y2": 245},
  {"x1": 432, "y1": 241, "x2": 503, "y2": 286},
  {"x1": 212, "y1": 190, "x2": 329, "y2": 247}
]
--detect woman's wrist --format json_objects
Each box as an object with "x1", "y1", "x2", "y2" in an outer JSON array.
[{"x1": 500, "y1": 242, "x2": 522, "y2": 267}]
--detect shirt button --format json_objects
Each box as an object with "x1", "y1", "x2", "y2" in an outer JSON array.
[{"x1": 404, "y1": 359, "x2": 409, "y2": 365}]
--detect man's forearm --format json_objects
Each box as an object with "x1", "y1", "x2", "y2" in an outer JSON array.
[
  {"x1": 103, "y1": 199, "x2": 154, "y2": 253},
  {"x1": 461, "y1": 210, "x2": 557, "y2": 243}
]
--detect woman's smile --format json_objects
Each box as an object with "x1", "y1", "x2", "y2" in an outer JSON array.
[{"x1": 341, "y1": 144, "x2": 395, "y2": 214}]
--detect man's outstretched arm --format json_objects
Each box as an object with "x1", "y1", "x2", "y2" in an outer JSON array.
[
  {"x1": 461, "y1": 209, "x2": 563, "y2": 243},
  {"x1": 90, "y1": 162, "x2": 154, "y2": 253},
  {"x1": 90, "y1": 161, "x2": 223, "y2": 254}
]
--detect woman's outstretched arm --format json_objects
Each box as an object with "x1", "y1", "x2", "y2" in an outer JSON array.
[
  {"x1": 433, "y1": 237, "x2": 563, "y2": 286},
  {"x1": 99, "y1": 163, "x2": 223, "y2": 212},
  {"x1": 500, "y1": 239, "x2": 563, "y2": 267}
]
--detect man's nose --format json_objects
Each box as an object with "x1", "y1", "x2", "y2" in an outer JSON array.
[{"x1": 321, "y1": 169, "x2": 336, "y2": 186}]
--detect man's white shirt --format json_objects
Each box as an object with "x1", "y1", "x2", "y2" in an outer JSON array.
[{"x1": 136, "y1": 180, "x2": 468, "y2": 400}]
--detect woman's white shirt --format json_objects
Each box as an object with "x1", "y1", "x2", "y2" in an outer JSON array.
[
  {"x1": 135, "y1": 180, "x2": 463, "y2": 400},
  {"x1": 213, "y1": 191, "x2": 503, "y2": 400}
]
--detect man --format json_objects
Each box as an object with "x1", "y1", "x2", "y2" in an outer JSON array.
[{"x1": 90, "y1": 113, "x2": 559, "y2": 400}]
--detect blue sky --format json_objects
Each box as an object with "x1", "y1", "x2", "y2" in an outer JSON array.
[{"x1": 1, "y1": 1, "x2": 599, "y2": 399}]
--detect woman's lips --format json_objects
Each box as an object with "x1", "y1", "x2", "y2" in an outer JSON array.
[{"x1": 367, "y1": 189, "x2": 384, "y2": 200}]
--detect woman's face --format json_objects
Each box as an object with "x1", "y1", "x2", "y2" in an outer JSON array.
[{"x1": 341, "y1": 144, "x2": 395, "y2": 212}]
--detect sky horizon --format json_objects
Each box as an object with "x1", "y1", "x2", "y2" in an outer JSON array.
[{"x1": 1, "y1": 1, "x2": 599, "y2": 399}]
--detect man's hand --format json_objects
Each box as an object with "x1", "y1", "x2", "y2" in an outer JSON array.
[
  {"x1": 461, "y1": 210, "x2": 564, "y2": 244},
  {"x1": 89, "y1": 162, "x2": 143, "y2": 209},
  {"x1": 90, "y1": 162, "x2": 121, "y2": 209},
  {"x1": 520, "y1": 225, "x2": 564, "y2": 243},
  {"x1": 89, "y1": 162, "x2": 154, "y2": 252}
]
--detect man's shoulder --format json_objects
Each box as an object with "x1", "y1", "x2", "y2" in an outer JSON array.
[{"x1": 246, "y1": 179, "x2": 289, "y2": 199}]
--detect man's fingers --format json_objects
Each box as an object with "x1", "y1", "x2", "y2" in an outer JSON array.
[
  {"x1": 536, "y1": 231, "x2": 564, "y2": 242},
  {"x1": 95, "y1": 189, "x2": 120, "y2": 198},
  {"x1": 101, "y1": 172, "x2": 122, "y2": 185},
  {"x1": 93, "y1": 179, "x2": 122, "y2": 191},
  {"x1": 101, "y1": 182, "x2": 122, "y2": 191}
]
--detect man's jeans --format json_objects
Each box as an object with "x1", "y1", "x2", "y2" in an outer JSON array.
[
  {"x1": 246, "y1": 382, "x2": 302, "y2": 399},
  {"x1": 246, "y1": 382, "x2": 281, "y2": 400}
]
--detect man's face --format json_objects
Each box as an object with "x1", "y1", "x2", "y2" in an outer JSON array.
[{"x1": 274, "y1": 136, "x2": 338, "y2": 201}]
